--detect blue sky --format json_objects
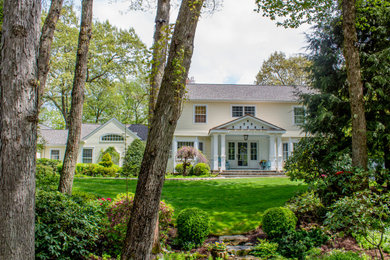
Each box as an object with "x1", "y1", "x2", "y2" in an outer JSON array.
[{"x1": 93, "y1": 0, "x2": 311, "y2": 84}]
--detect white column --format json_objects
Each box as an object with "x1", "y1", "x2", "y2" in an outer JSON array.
[
  {"x1": 220, "y1": 134, "x2": 226, "y2": 171},
  {"x1": 288, "y1": 138, "x2": 293, "y2": 157},
  {"x1": 212, "y1": 134, "x2": 219, "y2": 171},
  {"x1": 277, "y1": 136, "x2": 283, "y2": 172},
  {"x1": 194, "y1": 137, "x2": 199, "y2": 150},
  {"x1": 172, "y1": 137, "x2": 177, "y2": 172},
  {"x1": 269, "y1": 135, "x2": 276, "y2": 170}
]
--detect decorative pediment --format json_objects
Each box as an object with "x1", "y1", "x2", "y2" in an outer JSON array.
[{"x1": 209, "y1": 115, "x2": 285, "y2": 132}]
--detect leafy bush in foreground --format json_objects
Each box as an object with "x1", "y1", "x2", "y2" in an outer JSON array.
[
  {"x1": 262, "y1": 207, "x2": 297, "y2": 238},
  {"x1": 193, "y1": 163, "x2": 211, "y2": 176},
  {"x1": 35, "y1": 190, "x2": 104, "y2": 259},
  {"x1": 177, "y1": 208, "x2": 210, "y2": 250}
]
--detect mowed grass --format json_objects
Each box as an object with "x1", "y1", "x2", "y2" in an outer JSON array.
[{"x1": 73, "y1": 177, "x2": 306, "y2": 235}]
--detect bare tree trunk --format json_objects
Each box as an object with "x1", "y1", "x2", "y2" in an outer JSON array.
[
  {"x1": 148, "y1": 0, "x2": 171, "y2": 252},
  {"x1": 37, "y1": 0, "x2": 64, "y2": 108},
  {"x1": 148, "y1": 0, "x2": 170, "y2": 125},
  {"x1": 0, "y1": 0, "x2": 41, "y2": 259},
  {"x1": 58, "y1": 0, "x2": 93, "y2": 194},
  {"x1": 121, "y1": 0, "x2": 204, "y2": 259},
  {"x1": 342, "y1": 0, "x2": 368, "y2": 170}
]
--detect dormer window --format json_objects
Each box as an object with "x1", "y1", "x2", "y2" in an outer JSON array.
[
  {"x1": 101, "y1": 134, "x2": 124, "y2": 142},
  {"x1": 232, "y1": 105, "x2": 255, "y2": 117}
]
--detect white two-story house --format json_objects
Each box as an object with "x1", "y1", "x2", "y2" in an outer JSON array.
[{"x1": 169, "y1": 83, "x2": 311, "y2": 172}]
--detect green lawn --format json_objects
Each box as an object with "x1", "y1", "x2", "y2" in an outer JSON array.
[{"x1": 73, "y1": 177, "x2": 306, "y2": 235}]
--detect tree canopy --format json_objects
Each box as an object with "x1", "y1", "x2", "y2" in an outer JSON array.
[{"x1": 255, "y1": 51, "x2": 312, "y2": 86}]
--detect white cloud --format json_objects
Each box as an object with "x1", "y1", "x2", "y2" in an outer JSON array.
[{"x1": 93, "y1": 0, "x2": 310, "y2": 84}]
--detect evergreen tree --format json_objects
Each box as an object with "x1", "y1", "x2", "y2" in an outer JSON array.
[{"x1": 122, "y1": 139, "x2": 145, "y2": 176}]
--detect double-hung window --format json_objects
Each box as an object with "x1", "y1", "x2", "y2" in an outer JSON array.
[
  {"x1": 294, "y1": 107, "x2": 305, "y2": 125},
  {"x1": 50, "y1": 149, "x2": 60, "y2": 160},
  {"x1": 228, "y1": 142, "x2": 235, "y2": 160},
  {"x1": 250, "y1": 142, "x2": 257, "y2": 160},
  {"x1": 232, "y1": 105, "x2": 255, "y2": 117},
  {"x1": 283, "y1": 143, "x2": 289, "y2": 161},
  {"x1": 82, "y1": 148, "x2": 93, "y2": 163},
  {"x1": 194, "y1": 105, "x2": 207, "y2": 123},
  {"x1": 177, "y1": 141, "x2": 194, "y2": 150}
]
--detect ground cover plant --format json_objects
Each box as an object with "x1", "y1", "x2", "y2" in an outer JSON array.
[{"x1": 73, "y1": 177, "x2": 306, "y2": 235}]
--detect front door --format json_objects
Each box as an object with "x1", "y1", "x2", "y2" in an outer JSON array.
[{"x1": 237, "y1": 142, "x2": 248, "y2": 167}]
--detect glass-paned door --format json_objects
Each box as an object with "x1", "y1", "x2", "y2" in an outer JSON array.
[{"x1": 237, "y1": 142, "x2": 248, "y2": 166}]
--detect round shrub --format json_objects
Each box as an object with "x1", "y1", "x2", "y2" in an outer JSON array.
[
  {"x1": 177, "y1": 208, "x2": 210, "y2": 248},
  {"x1": 262, "y1": 207, "x2": 297, "y2": 238},
  {"x1": 193, "y1": 163, "x2": 210, "y2": 176},
  {"x1": 175, "y1": 163, "x2": 193, "y2": 175},
  {"x1": 35, "y1": 190, "x2": 105, "y2": 259},
  {"x1": 35, "y1": 164, "x2": 59, "y2": 191}
]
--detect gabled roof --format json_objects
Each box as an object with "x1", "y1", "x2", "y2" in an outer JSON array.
[
  {"x1": 82, "y1": 118, "x2": 139, "y2": 141},
  {"x1": 40, "y1": 118, "x2": 147, "y2": 145},
  {"x1": 127, "y1": 124, "x2": 148, "y2": 141},
  {"x1": 209, "y1": 115, "x2": 285, "y2": 134},
  {"x1": 40, "y1": 124, "x2": 100, "y2": 145},
  {"x1": 186, "y1": 83, "x2": 312, "y2": 102}
]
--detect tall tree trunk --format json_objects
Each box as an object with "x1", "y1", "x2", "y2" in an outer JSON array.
[
  {"x1": 148, "y1": 0, "x2": 171, "y2": 252},
  {"x1": 0, "y1": 0, "x2": 41, "y2": 259},
  {"x1": 342, "y1": 0, "x2": 368, "y2": 170},
  {"x1": 121, "y1": 0, "x2": 204, "y2": 259},
  {"x1": 58, "y1": 0, "x2": 93, "y2": 194},
  {"x1": 148, "y1": 0, "x2": 170, "y2": 125},
  {"x1": 37, "y1": 0, "x2": 64, "y2": 108}
]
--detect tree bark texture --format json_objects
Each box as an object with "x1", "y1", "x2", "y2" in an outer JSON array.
[
  {"x1": 121, "y1": 0, "x2": 204, "y2": 259},
  {"x1": 37, "y1": 0, "x2": 64, "y2": 108},
  {"x1": 58, "y1": 0, "x2": 93, "y2": 194},
  {"x1": 342, "y1": 0, "x2": 368, "y2": 169},
  {"x1": 148, "y1": 0, "x2": 171, "y2": 125},
  {"x1": 0, "y1": 0, "x2": 41, "y2": 259}
]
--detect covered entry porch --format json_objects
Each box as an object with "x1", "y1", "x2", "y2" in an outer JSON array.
[{"x1": 209, "y1": 115, "x2": 290, "y2": 172}]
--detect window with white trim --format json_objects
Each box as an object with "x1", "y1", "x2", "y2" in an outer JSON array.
[
  {"x1": 283, "y1": 143, "x2": 289, "y2": 161},
  {"x1": 228, "y1": 142, "x2": 235, "y2": 160},
  {"x1": 82, "y1": 148, "x2": 93, "y2": 163},
  {"x1": 232, "y1": 105, "x2": 255, "y2": 117},
  {"x1": 294, "y1": 107, "x2": 305, "y2": 125},
  {"x1": 177, "y1": 141, "x2": 194, "y2": 150},
  {"x1": 250, "y1": 142, "x2": 258, "y2": 160},
  {"x1": 194, "y1": 105, "x2": 207, "y2": 123},
  {"x1": 50, "y1": 149, "x2": 60, "y2": 160},
  {"x1": 101, "y1": 134, "x2": 124, "y2": 142},
  {"x1": 198, "y1": 142, "x2": 204, "y2": 153}
]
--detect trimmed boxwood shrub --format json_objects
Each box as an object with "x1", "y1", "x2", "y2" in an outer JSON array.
[
  {"x1": 193, "y1": 163, "x2": 210, "y2": 176},
  {"x1": 262, "y1": 207, "x2": 297, "y2": 238},
  {"x1": 177, "y1": 208, "x2": 210, "y2": 249},
  {"x1": 35, "y1": 190, "x2": 105, "y2": 259},
  {"x1": 36, "y1": 164, "x2": 59, "y2": 191},
  {"x1": 175, "y1": 163, "x2": 193, "y2": 175},
  {"x1": 37, "y1": 158, "x2": 61, "y2": 172}
]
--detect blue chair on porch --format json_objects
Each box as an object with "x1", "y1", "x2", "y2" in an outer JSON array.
[{"x1": 265, "y1": 160, "x2": 271, "y2": 170}]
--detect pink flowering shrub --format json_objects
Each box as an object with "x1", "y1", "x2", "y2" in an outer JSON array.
[
  {"x1": 176, "y1": 146, "x2": 208, "y2": 176},
  {"x1": 103, "y1": 192, "x2": 174, "y2": 255}
]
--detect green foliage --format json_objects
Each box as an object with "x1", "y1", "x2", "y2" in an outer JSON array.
[
  {"x1": 193, "y1": 163, "x2": 210, "y2": 176},
  {"x1": 177, "y1": 208, "x2": 210, "y2": 249},
  {"x1": 255, "y1": 51, "x2": 312, "y2": 86},
  {"x1": 99, "y1": 153, "x2": 114, "y2": 168},
  {"x1": 35, "y1": 164, "x2": 59, "y2": 191},
  {"x1": 76, "y1": 163, "x2": 120, "y2": 177},
  {"x1": 122, "y1": 139, "x2": 145, "y2": 176},
  {"x1": 262, "y1": 207, "x2": 297, "y2": 238},
  {"x1": 249, "y1": 239, "x2": 279, "y2": 259},
  {"x1": 273, "y1": 228, "x2": 329, "y2": 259},
  {"x1": 35, "y1": 190, "x2": 105, "y2": 259},
  {"x1": 325, "y1": 190, "x2": 390, "y2": 257},
  {"x1": 37, "y1": 158, "x2": 61, "y2": 172},
  {"x1": 354, "y1": 229, "x2": 390, "y2": 253},
  {"x1": 318, "y1": 250, "x2": 367, "y2": 260},
  {"x1": 104, "y1": 192, "x2": 174, "y2": 256},
  {"x1": 285, "y1": 191, "x2": 326, "y2": 224},
  {"x1": 98, "y1": 147, "x2": 120, "y2": 165}
]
